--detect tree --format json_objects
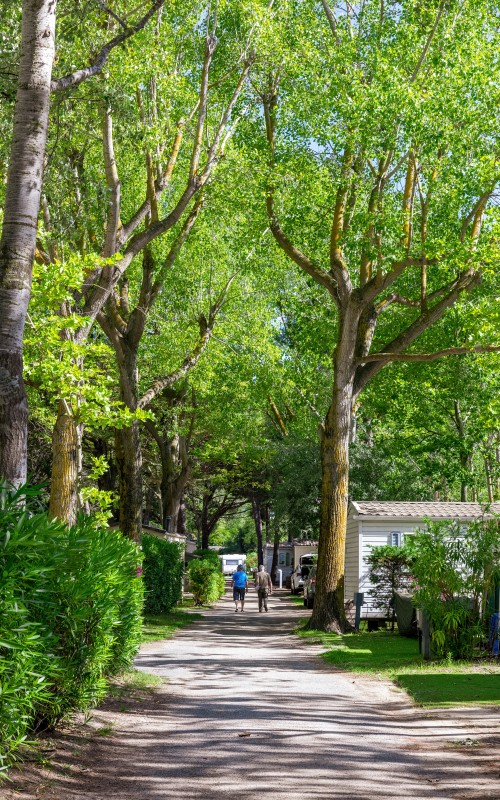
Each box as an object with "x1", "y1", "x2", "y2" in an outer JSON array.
[
  {"x1": 257, "y1": 0, "x2": 500, "y2": 630},
  {"x1": 0, "y1": 0, "x2": 166, "y2": 486}
]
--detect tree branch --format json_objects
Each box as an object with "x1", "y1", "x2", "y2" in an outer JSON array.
[
  {"x1": 354, "y1": 268, "x2": 481, "y2": 394},
  {"x1": 190, "y1": 35, "x2": 217, "y2": 179},
  {"x1": 138, "y1": 288, "x2": 229, "y2": 410},
  {"x1": 101, "y1": 103, "x2": 121, "y2": 257},
  {"x1": 149, "y1": 197, "x2": 204, "y2": 308},
  {"x1": 262, "y1": 91, "x2": 339, "y2": 302},
  {"x1": 51, "y1": 1, "x2": 167, "y2": 92},
  {"x1": 320, "y1": 0, "x2": 340, "y2": 43},
  {"x1": 119, "y1": 116, "x2": 189, "y2": 244},
  {"x1": 330, "y1": 145, "x2": 355, "y2": 291},
  {"x1": 357, "y1": 344, "x2": 500, "y2": 364},
  {"x1": 410, "y1": 0, "x2": 446, "y2": 83}
]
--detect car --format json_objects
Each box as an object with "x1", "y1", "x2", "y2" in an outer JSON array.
[
  {"x1": 303, "y1": 566, "x2": 316, "y2": 608},
  {"x1": 290, "y1": 563, "x2": 312, "y2": 594}
]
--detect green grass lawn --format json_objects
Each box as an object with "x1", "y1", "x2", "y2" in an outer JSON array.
[
  {"x1": 289, "y1": 593, "x2": 306, "y2": 606},
  {"x1": 395, "y1": 672, "x2": 500, "y2": 707},
  {"x1": 297, "y1": 626, "x2": 500, "y2": 706},
  {"x1": 142, "y1": 605, "x2": 204, "y2": 644}
]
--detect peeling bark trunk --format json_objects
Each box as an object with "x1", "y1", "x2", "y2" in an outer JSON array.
[
  {"x1": 49, "y1": 400, "x2": 80, "y2": 525},
  {"x1": 0, "y1": 0, "x2": 57, "y2": 484}
]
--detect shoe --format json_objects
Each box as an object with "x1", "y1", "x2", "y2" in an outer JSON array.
[{"x1": 235, "y1": 609, "x2": 238, "y2": 612}]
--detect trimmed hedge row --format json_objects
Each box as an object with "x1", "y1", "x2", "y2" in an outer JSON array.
[
  {"x1": 142, "y1": 534, "x2": 184, "y2": 614},
  {"x1": 0, "y1": 487, "x2": 143, "y2": 774}
]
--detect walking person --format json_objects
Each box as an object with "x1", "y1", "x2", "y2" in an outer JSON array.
[
  {"x1": 255, "y1": 564, "x2": 272, "y2": 612},
  {"x1": 231, "y1": 564, "x2": 248, "y2": 612}
]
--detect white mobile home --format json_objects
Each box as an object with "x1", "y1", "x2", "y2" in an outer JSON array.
[
  {"x1": 220, "y1": 553, "x2": 246, "y2": 575},
  {"x1": 345, "y1": 501, "x2": 500, "y2": 618}
]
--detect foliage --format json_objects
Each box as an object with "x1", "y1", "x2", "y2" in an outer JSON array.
[
  {"x1": 406, "y1": 518, "x2": 500, "y2": 659},
  {"x1": 142, "y1": 535, "x2": 184, "y2": 614},
  {"x1": 245, "y1": 551, "x2": 258, "y2": 571},
  {"x1": 366, "y1": 545, "x2": 413, "y2": 621},
  {"x1": 354, "y1": 353, "x2": 500, "y2": 502},
  {"x1": 0, "y1": 486, "x2": 143, "y2": 773},
  {"x1": 211, "y1": 517, "x2": 257, "y2": 553},
  {"x1": 188, "y1": 556, "x2": 225, "y2": 606},
  {"x1": 192, "y1": 548, "x2": 221, "y2": 566}
]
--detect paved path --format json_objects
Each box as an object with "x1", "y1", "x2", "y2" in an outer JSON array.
[
  {"x1": 131, "y1": 592, "x2": 499, "y2": 800},
  {"x1": 11, "y1": 591, "x2": 499, "y2": 800}
]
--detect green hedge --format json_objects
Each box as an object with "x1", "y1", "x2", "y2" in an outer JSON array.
[
  {"x1": 0, "y1": 486, "x2": 143, "y2": 774},
  {"x1": 142, "y1": 534, "x2": 184, "y2": 614},
  {"x1": 188, "y1": 553, "x2": 225, "y2": 605}
]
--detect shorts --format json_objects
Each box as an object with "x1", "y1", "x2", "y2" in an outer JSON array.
[{"x1": 233, "y1": 586, "x2": 246, "y2": 601}]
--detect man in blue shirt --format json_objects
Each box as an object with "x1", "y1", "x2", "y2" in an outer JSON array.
[{"x1": 231, "y1": 564, "x2": 248, "y2": 612}]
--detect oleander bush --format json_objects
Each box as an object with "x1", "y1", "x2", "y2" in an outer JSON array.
[
  {"x1": 188, "y1": 552, "x2": 225, "y2": 605},
  {"x1": 142, "y1": 534, "x2": 184, "y2": 614},
  {"x1": 406, "y1": 518, "x2": 500, "y2": 659},
  {"x1": 0, "y1": 486, "x2": 143, "y2": 774}
]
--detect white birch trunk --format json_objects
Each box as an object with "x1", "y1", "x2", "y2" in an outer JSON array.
[{"x1": 0, "y1": 0, "x2": 57, "y2": 485}]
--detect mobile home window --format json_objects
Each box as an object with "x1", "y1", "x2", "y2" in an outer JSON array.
[
  {"x1": 390, "y1": 531, "x2": 402, "y2": 547},
  {"x1": 279, "y1": 552, "x2": 286, "y2": 566}
]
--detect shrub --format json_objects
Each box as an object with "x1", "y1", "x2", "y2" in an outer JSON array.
[
  {"x1": 406, "y1": 518, "x2": 500, "y2": 659},
  {"x1": 33, "y1": 519, "x2": 144, "y2": 721},
  {"x1": 366, "y1": 545, "x2": 412, "y2": 629},
  {"x1": 188, "y1": 556, "x2": 225, "y2": 605},
  {"x1": 0, "y1": 486, "x2": 143, "y2": 773},
  {"x1": 193, "y1": 548, "x2": 221, "y2": 566},
  {"x1": 142, "y1": 534, "x2": 184, "y2": 614},
  {"x1": 0, "y1": 594, "x2": 53, "y2": 773}
]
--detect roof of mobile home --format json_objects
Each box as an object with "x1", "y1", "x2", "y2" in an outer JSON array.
[{"x1": 350, "y1": 501, "x2": 500, "y2": 521}]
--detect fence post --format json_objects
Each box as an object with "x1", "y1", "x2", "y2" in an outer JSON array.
[{"x1": 354, "y1": 592, "x2": 364, "y2": 632}]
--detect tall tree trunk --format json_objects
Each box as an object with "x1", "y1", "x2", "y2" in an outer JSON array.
[
  {"x1": 113, "y1": 338, "x2": 143, "y2": 542},
  {"x1": 454, "y1": 400, "x2": 471, "y2": 502},
  {"x1": 309, "y1": 334, "x2": 356, "y2": 632},
  {"x1": 177, "y1": 494, "x2": 187, "y2": 536},
  {"x1": 485, "y1": 443, "x2": 495, "y2": 503},
  {"x1": 159, "y1": 434, "x2": 190, "y2": 531},
  {"x1": 201, "y1": 492, "x2": 211, "y2": 550},
  {"x1": 49, "y1": 400, "x2": 80, "y2": 525},
  {"x1": 0, "y1": 0, "x2": 57, "y2": 484},
  {"x1": 115, "y1": 420, "x2": 142, "y2": 542},
  {"x1": 252, "y1": 495, "x2": 264, "y2": 567},
  {"x1": 270, "y1": 525, "x2": 280, "y2": 584}
]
